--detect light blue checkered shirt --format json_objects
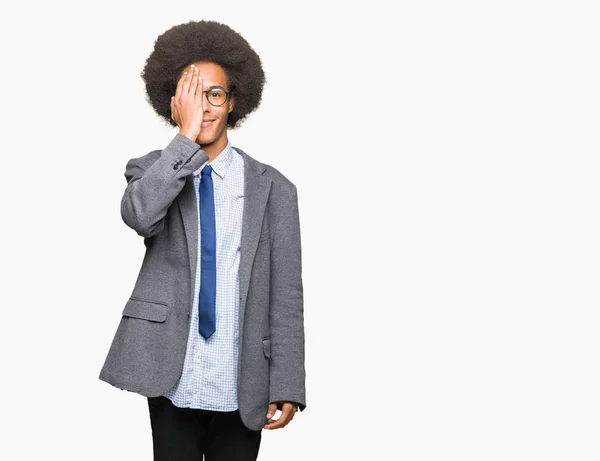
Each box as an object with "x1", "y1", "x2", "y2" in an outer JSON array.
[{"x1": 163, "y1": 138, "x2": 244, "y2": 411}]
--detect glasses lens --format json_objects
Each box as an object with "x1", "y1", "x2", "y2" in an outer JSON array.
[{"x1": 208, "y1": 89, "x2": 227, "y2": 106}]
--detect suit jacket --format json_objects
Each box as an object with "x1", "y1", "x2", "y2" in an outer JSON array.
[{"x1": 98, "y1": 133, "x2": 306, "y2": 430}]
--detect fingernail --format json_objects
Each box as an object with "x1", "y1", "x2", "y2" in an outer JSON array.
[{"x1": 267, "y1": 413, "x2": 272, "y2": 418}]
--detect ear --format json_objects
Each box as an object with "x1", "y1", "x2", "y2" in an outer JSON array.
[{"x1": 228, "y1": 93, "x2": 235, "y2": 114}]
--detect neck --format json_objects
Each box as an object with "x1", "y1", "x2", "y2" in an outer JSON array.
[{"x1": 200, "y1": 136, "x2": 228, "y2": 162}]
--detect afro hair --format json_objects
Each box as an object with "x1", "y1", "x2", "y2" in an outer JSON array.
[{"x1": 141, "y1": 20, "x2": 266, "y2": 129}]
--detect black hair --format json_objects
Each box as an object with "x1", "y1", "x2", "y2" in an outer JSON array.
[{"x1": 141, "y1": 20, "x2": 266, "y2": 129}]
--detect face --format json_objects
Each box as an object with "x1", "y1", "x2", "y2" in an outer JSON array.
[{"x1": 179, "y1": 61, "x2": 235, "y2": 151}]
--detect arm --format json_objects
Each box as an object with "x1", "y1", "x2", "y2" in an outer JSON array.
[
  {"x1": 120, "y1": 133, "x2": 209, "y2": 237},
  {"x1": 268, "y1": 185, "x2": 307, "y2": 412}
]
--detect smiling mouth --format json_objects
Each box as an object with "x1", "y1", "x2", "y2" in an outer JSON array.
[{"x1": 202, "y1": 119, "x2": 216, "y2": 127}]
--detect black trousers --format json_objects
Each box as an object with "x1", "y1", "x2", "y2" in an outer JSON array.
[{"x1": 147, "y1": 396, "x2": 262, "y2": 461}]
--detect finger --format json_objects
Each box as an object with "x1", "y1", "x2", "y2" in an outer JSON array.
[
  {"x1": 180, "y1": 65, "x2": 193, "y2": 98},
  {"x1": 190, "y1": 66, "x2": 199, "y2": 97},
  {"x1": 264, "y1": 413, "x2": 289, "y2": 430},
  {"x1": 264, "y1": 417, "x2": 284, "y2": 430},
  {"x1": 264, "y1": 404, "x2": 295, "y2": 430},
  {"x1": 179, "y1": 71, "x2": 190, "y2": 100},
  {"x1": 178, "y1": 68, "x2": 191, "y2": 97},
  {"x1": 200, "y1": 75, "x2": 205, "y2": 105},
  {"x1": 265, "y1": 403, "x2": 278, "y2": 421},
  {"x1": 171, "y1": 97, "x2": 179, "y2": 124},
  {"x1": 198, "y1": 75, "x2": 205, "y2": 123},
  {"x1": 193, "y1": 72, "x2": 201, "y2": 101},
  {"x1": 175, "y1": 70, "x2": 186, "y2": 99},
  {"x1": 195, "y1": 74, "x2": 203, "y2": 99},
  {"x1": 283, "y1": 403, "x2": 297, "y2": 421},
  {"x1": 282, "y1": 403, "x2": 297, "y2": 424}
]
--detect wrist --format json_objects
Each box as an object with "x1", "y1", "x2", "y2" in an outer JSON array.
[{"x1": 178, "y1": 129, "x2": 199, "y2": 142}]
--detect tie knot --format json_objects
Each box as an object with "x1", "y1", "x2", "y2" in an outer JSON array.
[{"x1": 201, "y1": 164, "x2": 212, "y2": 176}]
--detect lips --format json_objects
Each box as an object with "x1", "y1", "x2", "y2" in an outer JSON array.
[{"x1": 202, "y1": 119, "x2": 216, "y2": 127}]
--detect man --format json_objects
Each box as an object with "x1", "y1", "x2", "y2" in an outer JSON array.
[{"x1": 98, "y1": 20, "x2": 306, "y2": 461}]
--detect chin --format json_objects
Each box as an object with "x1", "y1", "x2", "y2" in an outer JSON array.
[{"x1": 197, "y1": 135, "x2": 215, "y2": 145}]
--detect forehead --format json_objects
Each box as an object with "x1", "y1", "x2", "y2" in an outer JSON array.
[{"x1": 179, "y1": 61, "x2": 228, "y2": 88}]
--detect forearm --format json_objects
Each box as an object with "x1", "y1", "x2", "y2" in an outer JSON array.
[
  {"x1": 121, "y1": 133, "x2": 209, "y2": 237},
  {"x1": 268, "y1": 186, "x2": 307, "y2": 410}
]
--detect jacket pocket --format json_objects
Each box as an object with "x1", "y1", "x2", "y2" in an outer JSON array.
[
  {"x1": 122, "y1": 297, "x2": 169, "y2": 322},
  {"x1": 262, "y1": 338, "x2": 271, "y2": 359}
]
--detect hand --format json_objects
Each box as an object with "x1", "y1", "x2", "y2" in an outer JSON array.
[
  {"x1": 171, "y1": 64, "x2": 205, "y2": 141},
  {"x1": 264, "y1": 401, "x2": 298, "y2": 430}
]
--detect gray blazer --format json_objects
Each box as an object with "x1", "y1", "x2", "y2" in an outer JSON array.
[{"x1": 98, "y1": 133, "x2": 306, "y2": 430}]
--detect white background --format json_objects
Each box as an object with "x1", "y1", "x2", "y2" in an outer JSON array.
[{"x1": 1, "y1": 1, "x2": 599, "y2": 460}]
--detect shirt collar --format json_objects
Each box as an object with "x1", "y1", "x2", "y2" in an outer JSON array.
[{"x1": 193, "y1": 138, "x2": 233, "y2": 179}]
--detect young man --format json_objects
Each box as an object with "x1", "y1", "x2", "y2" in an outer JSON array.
[{"x1": 98, "y1": 20, "x2": 306, "y2": 461}]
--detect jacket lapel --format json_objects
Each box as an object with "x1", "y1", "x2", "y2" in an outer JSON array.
[
  {"x1": 178, "y1": 174, "x2": 199, "y2": 305},
  {"x1": 177, "y1": 146, "x2": 272, "y2": 331}
]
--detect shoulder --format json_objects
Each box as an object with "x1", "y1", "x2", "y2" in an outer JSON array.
[
  {"x1": 263, "y1": 162, "x2": 297, "y2": 198},
  {"x1": 233, "y1": 147, "x2": 297, "y2": 198}
]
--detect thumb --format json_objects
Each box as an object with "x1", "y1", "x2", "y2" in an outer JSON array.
[
  {"x1": 266, "y1": 403, "x2": 278, "y2": 419},
  {"x1": 170, "y1": 97, "x2": 176, "y2": 121}
]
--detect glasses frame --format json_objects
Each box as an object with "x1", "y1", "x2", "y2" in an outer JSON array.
[{"x1": 203, "y1": 85, "x2": 232, "y2": 107}]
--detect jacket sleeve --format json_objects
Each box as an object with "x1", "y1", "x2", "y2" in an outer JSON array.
[
  {"x1": 268, "y1": 185, "x2": 307, "y2": 412},
  {"x1": 120, "y1": 133, "x2": 209, "y2": 238}
]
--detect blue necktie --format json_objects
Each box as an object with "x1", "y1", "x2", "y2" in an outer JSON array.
[{"x1": 198, "y1": 164, "x2": 216, "y2": 339}]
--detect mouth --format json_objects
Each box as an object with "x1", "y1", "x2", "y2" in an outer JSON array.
[{"x1": 202, "y1": 119, "x2": 216, "y2": 128}]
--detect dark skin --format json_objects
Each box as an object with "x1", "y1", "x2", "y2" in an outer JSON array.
[
  {"x1": 264, "y1": 401, "x2": 298, "y2": 429},
  {"x1": 171, "y1": 61, "x2": 234, "y2": 160},
  {"x1": 171, "y1": 63, "x2": 300, "y2": 430}
]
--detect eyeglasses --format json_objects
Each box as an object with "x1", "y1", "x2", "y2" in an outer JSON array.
[{"x1": 203, "y1": 86, "x2": 232, "y2": 107}]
